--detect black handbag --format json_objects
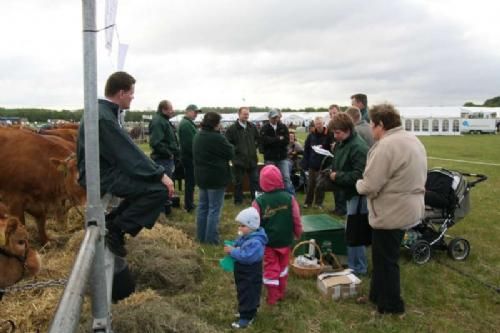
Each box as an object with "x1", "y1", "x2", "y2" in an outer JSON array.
[
  {"x1": 316, "y1": 168, "x2": 336, "y2": 192},
  {"x1": 345, "y1": 196, "x2": 372, "y2": 246}
]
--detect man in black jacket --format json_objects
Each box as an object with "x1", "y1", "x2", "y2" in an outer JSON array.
[
  {"x1": 225, "y1": 107, "x2": 260, "y2": 204},
  {"x1": 77, "y1": 71, "x2": 174, "y2": 257},
  {"x1": 259, "y1": 109, "x2": 294, "y2": 194}
]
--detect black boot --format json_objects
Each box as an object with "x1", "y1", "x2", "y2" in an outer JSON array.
[{"x1": 105, "y1": 220, "x2": 127, "y2": 257}]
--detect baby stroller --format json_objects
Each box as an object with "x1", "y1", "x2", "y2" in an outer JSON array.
[{"x1": 402, "y1": 168, "x2": 487, "y2": 264}]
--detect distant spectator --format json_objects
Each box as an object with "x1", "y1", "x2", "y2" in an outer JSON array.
[
  {"x1": 178, "y1": 104, "x2": 201, "y2": 212},
  {"x1": 193, "y1": 112, "x2": 234, "y2": 244},
  {"x1": 149, "y1": 99, "x2": 180, "y2": 214},
  {"x1": 225, "y1": 107, "x2": 260, "y2": 205},
  {"x1": 287, "y1": 130, "x2": 303, "y2": 175},
  {"x1": 259, "y1": 109, "x2": 294, "y2": 195},
  {"x1": 325, "y1": 104, "x2": 341, "y2": 125},
  {"x1": 325, "y1": 104, "x2": 346, "y2": 216},
  {"x1": 346, "y1": 106, "x2": 374, "y2": 147},
  {"x1": 351, "y1": 93, "x2": 370, "y2": 122},
  {"x1": 301, "y1": 116, "x2": 333, "y2": 209}
]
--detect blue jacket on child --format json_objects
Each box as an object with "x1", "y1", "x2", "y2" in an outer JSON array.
[{"x1": 230, "y1": 228, "x2": 268, "y2": 265}]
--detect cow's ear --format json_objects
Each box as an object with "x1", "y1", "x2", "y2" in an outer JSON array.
[
  {"x1": 51, "y1": 158, "x2": 69, "y2": 177},
  {"x1": 4, "y1": 217, "x2": 19, "y2": 244},
  {"x1": 0, "y1": 219, "x2": 6, "y2": 246}
]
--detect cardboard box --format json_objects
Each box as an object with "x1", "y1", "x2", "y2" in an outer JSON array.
[{"x1": 317, "y1": 269, "x2": 361, "y2": 300}]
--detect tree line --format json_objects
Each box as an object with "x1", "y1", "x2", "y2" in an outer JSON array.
[
  {"x1": 0, "y1": 106, "x2": 331, "y2": 123},
  {"x1": 463, "y1": 96, "x2": 500, "y2": 107}
]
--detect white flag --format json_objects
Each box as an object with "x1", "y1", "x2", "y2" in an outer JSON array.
[
  {"x1": 105, "y1": 0, "x2": 118, "y2": 52},
  {"x1": 117, "y1": 43, "x2": 129, "y2": 70}
]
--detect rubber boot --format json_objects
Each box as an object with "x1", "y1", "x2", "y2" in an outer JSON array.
[
  {"x1": 278, "y1": 276, "x2": 288, "y2": 301},
  {"x1": 266, "y1": 285, "x2": 280, "y2": 305}
]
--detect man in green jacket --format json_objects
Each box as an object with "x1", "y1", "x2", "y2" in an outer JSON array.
[
  {"x1": 77, "y1": 71, "x2": 174, "y2": 257},
  {"x1": 225, "y1": 106, "x2": 260, "y2": 204},
  {"x1": 178, "y1": 104, "x2": 201, "y2": 212},
  {"x1": 351, "y1": 93, "x2": 370, "y2": 123},
  {"x1": 148, "y1": 99, "x2": 180, "y2": 178}
]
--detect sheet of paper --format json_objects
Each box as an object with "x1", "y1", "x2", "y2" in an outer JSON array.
[{"x1": 312, "y1": 145, "x2": 334, "y2": 157}]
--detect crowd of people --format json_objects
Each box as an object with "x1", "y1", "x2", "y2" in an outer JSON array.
[{"x1": 77, "y1": 71, "x2": 427, "y2": 329}]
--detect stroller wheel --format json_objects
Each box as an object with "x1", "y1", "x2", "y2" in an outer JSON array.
[
  {"x1": 447, "y1": 238, "x2": 470, "y2": 261},
  {"x1": 411, "y1": 240, "x2": 431, "y2": 265}
]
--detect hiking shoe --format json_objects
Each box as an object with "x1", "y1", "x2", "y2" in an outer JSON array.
[
  {"x1": 105, "y1": 229, "x2": 127, "y2": 257},
  {"x1": 302, "y1": 204, "x2": 310, "y2": 209},
  {"x1": 231, "y1": 318, "x2": 254, "y2": 329}
]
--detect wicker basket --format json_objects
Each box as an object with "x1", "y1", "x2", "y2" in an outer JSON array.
[{"x1": 290, "y1": 240, "x2": 324, "y2": 278}]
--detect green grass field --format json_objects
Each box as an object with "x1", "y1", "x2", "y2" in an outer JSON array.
[{"x1": 139, "y1": 134, "x2": 500, "y2": 333}]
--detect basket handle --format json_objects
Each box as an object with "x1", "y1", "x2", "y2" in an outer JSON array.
[
  {"x1": 323, "y1": 252, "x2": 343, "y2": 272},
  {"x1": 292, "y1": 240, "x2": 323, "y2": 264}
]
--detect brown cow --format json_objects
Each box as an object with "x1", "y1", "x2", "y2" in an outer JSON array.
[
  {"x1": 0, "y1": 128, "x2": 85, "y2": 244},
  {"x1": 41, "y1": 132, "x2": 77, "y2": 152},
  {"x1": 55, "y1": 122, "x2": 80, "y2": 130},
  {"x1": 39, "y1": 128, "x2": 78, "y2": 143},
  {"x1": 0, "y1": 208, "x2": 41, "y2": 289}
]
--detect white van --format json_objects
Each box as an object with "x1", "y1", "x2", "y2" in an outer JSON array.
[{"x1": 460, "y1": 109, "x2": 497, "y2": 134}]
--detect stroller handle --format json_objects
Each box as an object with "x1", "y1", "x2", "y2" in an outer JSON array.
[{"x1": 461, "y1": 172, "x2": 488, "y2": 188}]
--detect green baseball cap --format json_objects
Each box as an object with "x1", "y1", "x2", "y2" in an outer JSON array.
[{"x1": 186, "y1": 104, "x2": 202, "y2": 112}]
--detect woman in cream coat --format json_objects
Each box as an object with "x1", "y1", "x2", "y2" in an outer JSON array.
[{"x1": 356, "y1": 103, "x2": 427, "y2": 316}]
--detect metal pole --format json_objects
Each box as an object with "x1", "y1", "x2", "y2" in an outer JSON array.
[
  {"x1": 48, "y1": 227, "x2": 100, "y2": 332},
  {"x1": 80, "y1": 0, "x2": 112, "y2": 332}
]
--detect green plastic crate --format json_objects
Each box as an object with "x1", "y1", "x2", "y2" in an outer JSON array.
[{"x1": 295, "y1": 214, "x2": 347, "y2": 256}]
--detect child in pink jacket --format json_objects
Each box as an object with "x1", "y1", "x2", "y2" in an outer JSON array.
[{"x1": 252, "y1": 164, "x2": 302, "y2": 305}]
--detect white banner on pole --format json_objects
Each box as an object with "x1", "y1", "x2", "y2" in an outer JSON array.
[
  {"x1": 105, "y1": 0, "x2": 118, "y2": 52},
  {"x1": 117, "y1": 43, "x2": 129, "y2": 70}
]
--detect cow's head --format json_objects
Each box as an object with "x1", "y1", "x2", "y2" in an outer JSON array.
[
  {"x1": 3, "y1": 217, "x2": 41, "y2": 277},
  {"x1": 51, "y1": 154, "x2": 86, "y2": 206},
  {"x1": 5, "y1": 217, "x2": 29, "y2": 258}
]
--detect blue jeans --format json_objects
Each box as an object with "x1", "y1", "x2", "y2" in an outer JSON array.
[
  {"x1": 265, "y1": 160, "x2": 295, "y2": 195},
  {"x1": 154, "y1": 158, "x2": 175, "y2": 178},
  {"x1": 196, "y1": 188, "x2": 225, "y2": 244},
  {"x1": 346, "y1": 195, "x2": 368, "y2": 275}
]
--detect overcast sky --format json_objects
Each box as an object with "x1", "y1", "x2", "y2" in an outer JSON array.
[{"x1": 0, "y1": 0, "x2": 499, "y2": 110}]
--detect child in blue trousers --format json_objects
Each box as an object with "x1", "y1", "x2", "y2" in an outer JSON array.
[{"x1": 224, "y1": 207, "x2": 268, "y2": 329}]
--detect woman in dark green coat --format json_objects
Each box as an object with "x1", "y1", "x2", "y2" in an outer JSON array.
[
  {"x1": 193, "y1": 112, "x2": 234, "y2": 244},
  {"x1": 326, "y1": 113, "x2": 369, "y2": 275}
]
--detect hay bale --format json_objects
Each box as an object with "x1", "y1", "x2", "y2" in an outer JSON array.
[
  {"x1": 139, "y1": 223, "x2": 197, "y2": 250},
  {"x1": 78, "y1": 290, "x2": 219, "y2": 333},
  {"x1": 127, "y1": 240, "x2": 202, "y2": 295}
]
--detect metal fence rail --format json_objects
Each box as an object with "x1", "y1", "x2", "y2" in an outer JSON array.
[
  {"x1": 48, "y1": 226, "x2": 100, "y2": 332},
  {"x1": 48, "y1": 1, "x2": 114, "y2": 332}
]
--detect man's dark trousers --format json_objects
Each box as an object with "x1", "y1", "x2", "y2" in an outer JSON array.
[
  {"x1": 107, "y1": 181, "x2": 168, "y2": 236},
  {"x1": 182, "y1": 157, "x2": 195, "y2": 211},
  {"x1": 233, "y1": 165, "x2": 259, "y2": 204}
]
